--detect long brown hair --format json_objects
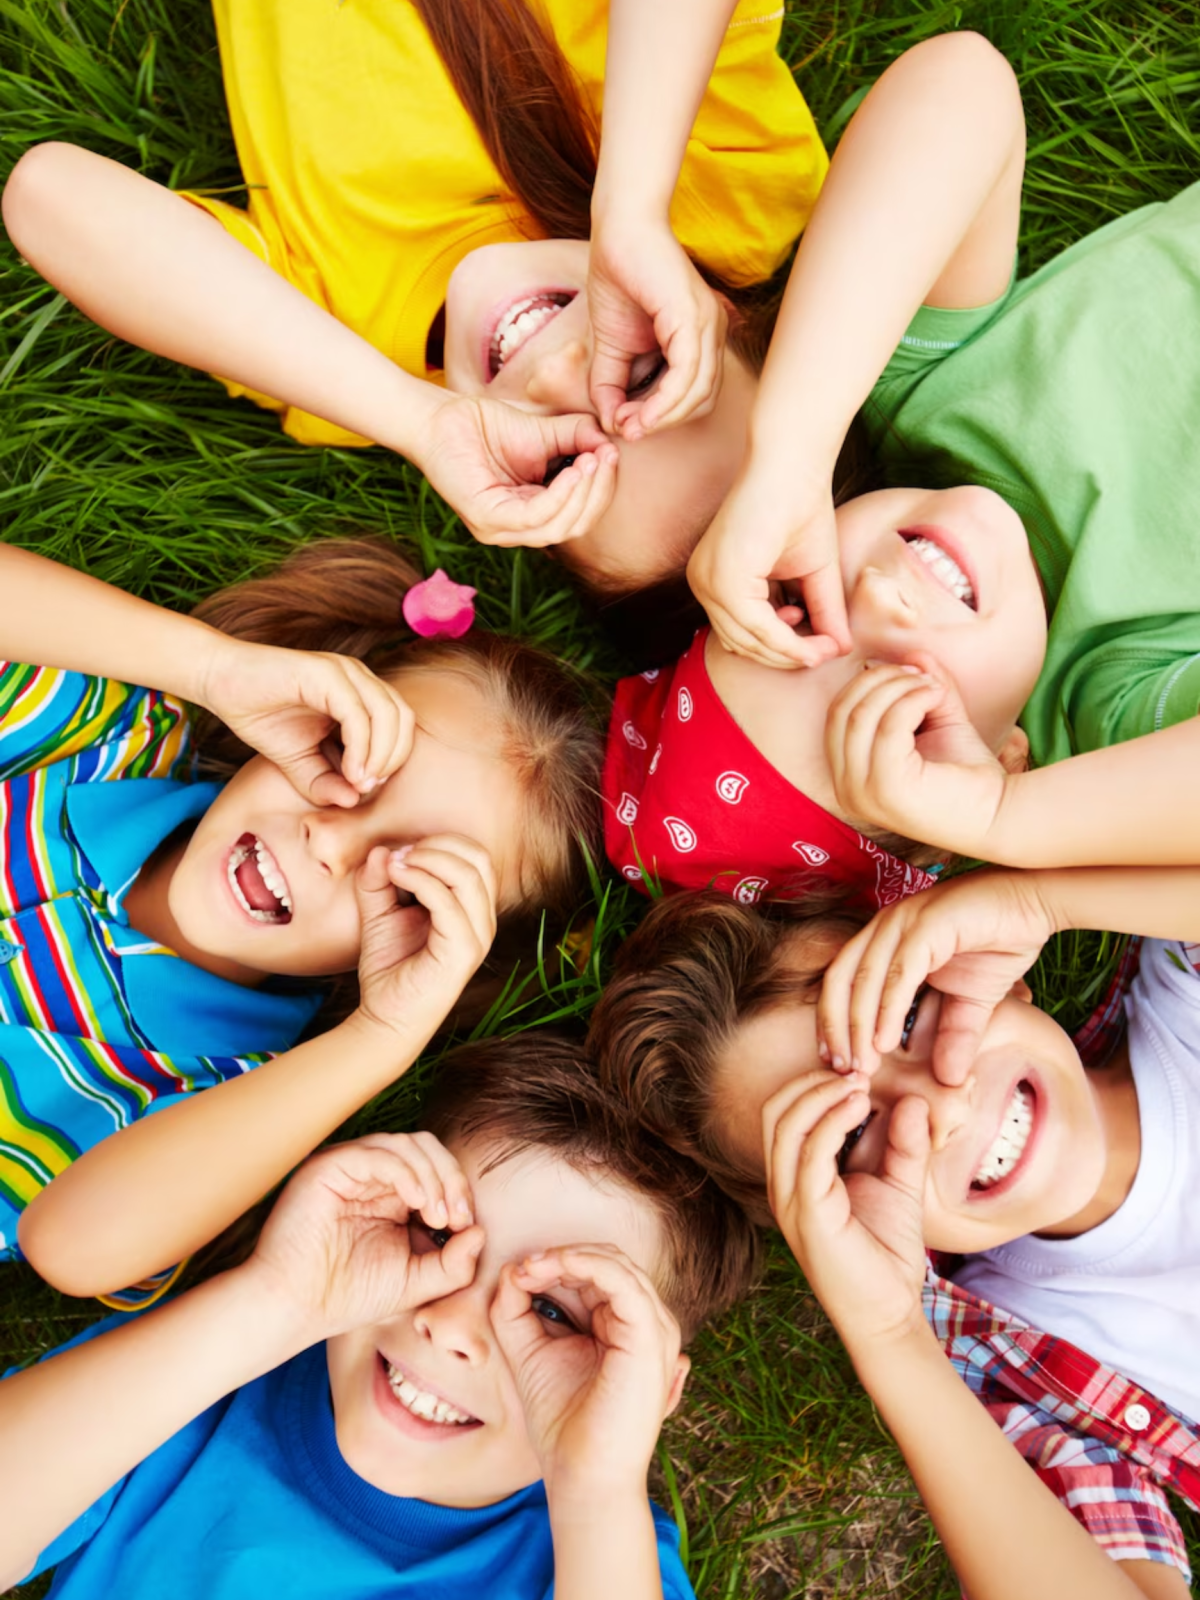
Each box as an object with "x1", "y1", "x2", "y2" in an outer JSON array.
[
  {"x1": 589, "y1": 890, "x2": 869, "y2": 1224},
  {"x1": 192, "y1": 539, "x2": 606, "y2": 929}
]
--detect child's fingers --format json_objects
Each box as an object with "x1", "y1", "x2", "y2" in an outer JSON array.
[
  {"x1": 879, "y1": 1095, "x2": 932, "y2": 1196},
  {"x1": 406, "y1": 1130, "x2": 475, "y2": 1229},
  {"x1": 349, "y1": 665, "x2": 415, "y2": 791},
  {"x1": 486, "y1": 442, "x2": 619, "y2": 548},
  {"x1": 772, "y1": 1088, "x2": 874, "y2": 1227},
  {"x1": 516, "y1": 1246, "x2": 677, "y2": 1351},
  {"x1": 762, "y1": 1071, "x2": 869, "y2": 1216},
  {"x1": 819, "y1": 919, "x2": 893, "y2": 1073},
  {"x1": 929, "y1": 992, "x2": 993, "y2": 1088},
  {"x1": 408, "y1": 1223, "x2": 485, "y2": 1302},
  {"x1": 389, "y1": 840, "x2": 498, "y2": 944}
]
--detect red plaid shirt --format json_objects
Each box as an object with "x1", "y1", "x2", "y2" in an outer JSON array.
[{"x1": 927, "y1": 938, "x2": 1199, "y2": 1582}]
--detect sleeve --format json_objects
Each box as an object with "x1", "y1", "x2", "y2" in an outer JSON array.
[
  {"x1": 0, "y1": 664, "x2": 193, "y2": 786},
  {"x1": 670, "y1": 0, "x2": 829, "y2": 287},
  {"x1": 4, "y1": 1313, "x2": 137, "y2": 1583},
  {"x1": 979, "y1": 1394, "x2": 1191, "y2": 1583},
  {"x1": 650, "y1": 1502, "x2": 695, "y2": 1600},
  {"x1": 863, "y1": 270, "x2": 1018, "y2": 439}
]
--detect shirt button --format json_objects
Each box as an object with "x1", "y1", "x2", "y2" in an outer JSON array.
[
  {"x1": 1124, "y1": 1403, "x2": 1152, "y2": 1433},
  {"x1": 0, "y1": 939, "x2": 19, "y2": 965}
]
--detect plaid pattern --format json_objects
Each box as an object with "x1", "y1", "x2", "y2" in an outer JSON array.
[{"x1": 925, "y1": 941, "x2": 1200, "y2": 1581}]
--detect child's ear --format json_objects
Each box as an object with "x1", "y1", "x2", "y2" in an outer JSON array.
[
  {"x1": 996, "y1": 725, "x2": 1030, "y2": 774},
  {"x1": 664, "y1": 1352, "x2": 691, "y2": 1418}
]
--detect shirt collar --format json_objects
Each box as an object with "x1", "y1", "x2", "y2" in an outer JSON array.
[{"x1": 67, "y1": 777, "x2": 322, "y2": 1057}]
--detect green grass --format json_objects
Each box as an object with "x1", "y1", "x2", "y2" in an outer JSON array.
[{"x1": 2, "y1": 0, "x2": 1198, "y2": 1593}]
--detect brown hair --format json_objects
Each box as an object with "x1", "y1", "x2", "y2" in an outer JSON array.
[
  {"x1": 589, "y1": 891, "x2": 869, "y2": 1224},
  {"x1": 423, "y1": 1029, "x2": 760, "y2": 1339},
  {"x1": 192, "y1": 538, "x2": 605, "y2": 931}
]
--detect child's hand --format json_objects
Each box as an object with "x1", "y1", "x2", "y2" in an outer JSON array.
[
  {"x1": 352, "y1": 835, "x2": 498, "y2": 1037},
  {"x1": 490, "y1": 1244, "x2": 686, "y2": 1501},
  {"x1": 417, "y1": 394, "x2": 620, "y2": 549},
  {"x1": 246, "y1": 1134, "x2": 483, "y2": 1342},
  {"x1": 765, "y1": 1071, "x2": 930, "y2": 1355},
  {"x1": 586, "y1": 217, "x2": 725, "y2": 438},
  {"x1": 818, "y1": 871, "x2": 1058, "y2": 1085},
  {"x1": 199, "y1": 639, "x2": 416, "y2": 808},
  {"x1": 687, "y1": 475, "x2": 851, "y2": 669},
  {"x1": 825, "y1": 659, "x2": 1009, "y2": 856}
]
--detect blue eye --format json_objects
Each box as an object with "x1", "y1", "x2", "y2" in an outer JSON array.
[
  {"x1": 531, "y1": 1294, "x2": 578, "y2": 1333},
  {"x1": 836, "y1": 1113, "x2": 874, "y2": 1176}
]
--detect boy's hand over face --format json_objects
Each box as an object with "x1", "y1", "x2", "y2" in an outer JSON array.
[
  {"x1": 818, "y1": 871, "x2": 1058, "y2": 1085},
  {"x1": 246, "y1": 1135, "x2": 482, "y2": 1344},
  {"x1": 687, "y1": 472, "x2": 851, "y2": 669},
  {"x1": 199, "y1": 639, "x2": 416, "y2": 809},
  {"x1": 352, "y1": 836, "x2": 498, "y2": 1039},
  {"x1": 765, "y1": 1072, "x2": 930, "y2": 1357},
  {"x1": 490, "y1": 1245, "x2": 688, "y2": 1502},
  {"x1": 825, "y1": 659, "x2": 1010, "y2": 857}
]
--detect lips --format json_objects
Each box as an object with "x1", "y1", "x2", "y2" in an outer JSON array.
[
  {"x1": 972, "y1": 1080, "x2": 1035, "y2": 1192},
  {"x1": 376, "y1": 1352, "x2": 481, "y2": 1436},
  {"x1": 901, "y1": 527, "x2": 978, "y2": 611},
  {"x1": 226, "y1": 832, "x2": 292, "y2": 924},
  {"x1": 485, "y1": 291, "x2": 575, "y2": 380}
]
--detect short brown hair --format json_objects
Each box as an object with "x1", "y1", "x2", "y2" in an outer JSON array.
[
  {"x1": 424, "y1": 1029, "x2": 760, "y2": 1339},
  {"x1": 589, "y1": 892, "x2": 869, "y2": 1225}
]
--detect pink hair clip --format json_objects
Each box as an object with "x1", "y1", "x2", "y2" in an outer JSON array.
[{"x1": 402, "y1": 568, "x2": 477, "y2": 639}]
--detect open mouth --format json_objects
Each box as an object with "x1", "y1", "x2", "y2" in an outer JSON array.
[
  {"x1": 972, "y1": 1080, "x2": 1034, "y2": 1191},
  {"x1": 381, "y1": 1354, "x2": 479, "y2": 1428},
  {"x1": 226, "y1": 832, "x2": 292, "y2": 925},
  {"x1": 488, "y1": 292, "x2": 576, "y2": 379},
  {"x1": 901, "y1": 530, "x2": 977, "y2": 611}
]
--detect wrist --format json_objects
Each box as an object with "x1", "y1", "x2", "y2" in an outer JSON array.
[
  {"x1": 339, "y1": 1005, "x2": 429, "y2": 1066},
  {"x1": 375, "y1": 371, "x2": 453, "y2": 466},
  {"x1": 844, "y1": 1313, "x2": 940, "y2": 1390},
  {"x1": 547, "y1": 1474, "x2": 651, "y2": 1520},
  {"x1": 201, "y1": 1262, "x2": 324, "y2": 1369}
]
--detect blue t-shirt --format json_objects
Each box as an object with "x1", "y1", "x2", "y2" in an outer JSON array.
[{"x1": 25, "y1": 1340, "x2": 695, "y2": 1599}]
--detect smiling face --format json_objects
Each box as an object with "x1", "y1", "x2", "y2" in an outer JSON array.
[
  {"x1": 714, "y1": 968, "x2": 1109, "y2": 1255},
  {"x1": 161, "y1": 670, "x2": 525, "y2": 982},
  {"x1": 708, "y1": 483, "x2": 1050, "y2": 818},
  {"x1": 444, "y1": 239, "x2": 758, "y2": 588},
  {"x1": 325, "y1": 1136, "x2": 668, "y2": 1506}
]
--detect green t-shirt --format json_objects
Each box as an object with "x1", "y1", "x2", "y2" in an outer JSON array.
[{"x1": 864, "y1": 180, "x2": 1200, "y2": 768}]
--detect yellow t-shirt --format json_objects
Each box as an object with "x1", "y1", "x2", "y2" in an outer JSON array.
[{"x1": 185, "y1": 0, "x2": 828, "y2": 445}]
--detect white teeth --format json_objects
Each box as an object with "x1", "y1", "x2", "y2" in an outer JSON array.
[
  {"x1": 385, "y1": 1362, "x2": 474, "y2": 1426},
  {"x1": 906, "y1": 536, "x2": 976, "y2": 609},
  {"x1": 974, "y1": 1083, "x2": 1034, "y2": 1189},
  {"x1": 226, "y1": 835, "x2": 292, "y2": 922},
  {"x1": 491, "y1": 294, "x2": 572, "y2": 373},
  {"x1": 253, "y1": 840, "x2": 292, "y2": 912}
]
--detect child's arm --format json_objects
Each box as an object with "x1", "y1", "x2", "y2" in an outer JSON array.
[
  {"x1": 18, "y1": 836, "x2": 496, "y2": 1295},
  {"x1": 491, "y1": 1246, "x2": 689, "y2": 1600},
  {"x1": 818, "y1": 864, "x2": 1200, "y2": 1082},
  {"x1": 825, "y1": 660, "x2": 1200, "y2": 871},
  {"x1": 0, "y1": 542, "x2": 415, "y2": 804},
  {"x1": 2, "y1": 144, "x2": 617, "y2": 549},
  {"x1": 687, "y1": 32, "x2": 1024, "y2": 667},
  {"x1": 0, "y1": 1135, "x2": 481, "y2": 1589},
  {"x1": 764, "y1": 1077, "x2": 1190, "y2": 1600},
  {"x1": 587, "y1": 0, "x2": 738, "y2": 436}
]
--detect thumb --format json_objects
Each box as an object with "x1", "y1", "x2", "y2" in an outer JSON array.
[
  {"x1": 880, "y1": 1096, "x2": 932, "y2": 1199},
  {"x1": 535, "y1": 410, "x2": 611, "y2": 461},
  {"x1": 407, "y1": 1224, "x2": 485, "y2": 1302},
  {"x1": 796, "y1": 564, "x2": 852, "y2": 654},
  {"x1": 274, "y1": 746, "x2": 361, "y2": 811},
  {"x1": 904, "y1": 653, "x2": 988, "y2": 763},
  {"x1": 589, "y1": 347, "x2": 634, "y2": 435},
  {"x1": 931, "y1": 993, "x2": 993, "y2": 1087}
]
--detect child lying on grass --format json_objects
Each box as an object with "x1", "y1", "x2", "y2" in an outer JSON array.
[
  {"x1": 0, "y1": 1033, "x2": 756, "y2": 1599},
  {"x1": 0, "y1": 539, "x2": 601, "y2": 1300},
  {"x1": 591, "y1": 868, "x2": 1200, "y2": 1598},
  {"x1": 606, "y1": 31, "x2": 1200, "y2": 907}
]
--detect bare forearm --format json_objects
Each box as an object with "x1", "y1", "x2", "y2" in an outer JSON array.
[
  {"x1": 549, "y1": 1489, "x2": 665, "y2": 1600},
  {"x1": 0, "y1": 544, "x2": 222, "y2": 700},
  {"x1": 19, "y1": 1012, "x2": 422, "y2": 1296},
  {"x1": 851, "y1": 1326, "x2": 1158, "y2": 1600},
  {"x1": 989, "y1": 720, "x2": 1200, "y2": 869},
  {"x1": 1023, "y1": 865, "x2": 1200, "y2": 944},
  {"x1": 2, "y1": 143, "x2": 444, "y2": 458},
  {"x1": 0, "y1": 1268, "x2": 304, "y2": 1588},
  {"x1": 593, "y1": 0, "x2": 738, "y2": 223},
  {"x1": 746, "y1": 32, "x2": 1023, "y2": 476}
]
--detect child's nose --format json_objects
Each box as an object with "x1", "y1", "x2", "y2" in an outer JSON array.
[
  {"x1": 857, "y1": 566, "x2": 919, "y2": 632},
  {"x1": 522, "y1": 335, "x2": 592, "y2": 413},
  {"x1": 303, "y1": 807, "x2": 382, "y2": 879},
  {"x1": 879, "y1": 1054, "x2": 977, "y2": 1151},
  {"x1": 413, "y1": 1289, "x2": 491, "y2": 1366}
]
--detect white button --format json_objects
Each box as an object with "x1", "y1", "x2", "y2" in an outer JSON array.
[{"x1": 1124, "y1": 1403, "x2": 1152, "y2": 1433}]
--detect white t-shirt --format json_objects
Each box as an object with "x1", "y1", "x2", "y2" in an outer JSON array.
[{"x1": 955, "y1": 939, "x2": 1200, "y2": 1422}]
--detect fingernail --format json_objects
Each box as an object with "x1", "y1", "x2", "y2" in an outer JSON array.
[
  {"x1": 830, "y1": 1054, "x2": 845, "y2": 1071},
  {"x1": 817, "y1": 1040, "x2": 831, "y2": 1063},
  {"x1": 454, "y1": 1203, "x2": 472, "y2": 1227},
  {"x1": 391, "y1": 846, "x2": 412, "y2": 865},
  {"x1": 359, "y1": 775, "x2": 379, "y2": 793}
]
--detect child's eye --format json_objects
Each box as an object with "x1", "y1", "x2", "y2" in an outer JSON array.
[
  {"x1": 626, "y1": 353, "x2": 666, "y2": 398},
  {"x1": 531, "y1": 1294, "x2": 579, "y2": 1334},
  {"x1": 542, "y1": 454, "x2": 576, "y2": 487},
  {"x1": 836, "y1": 1112, "x2": 875, "y2": 1176},
  {"x1": 900, "y1": 988, "x2": 927, "y2": 1049},
  {"x1": 409, "y1": 1218, "x2": 453, "y2": 1255}
]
